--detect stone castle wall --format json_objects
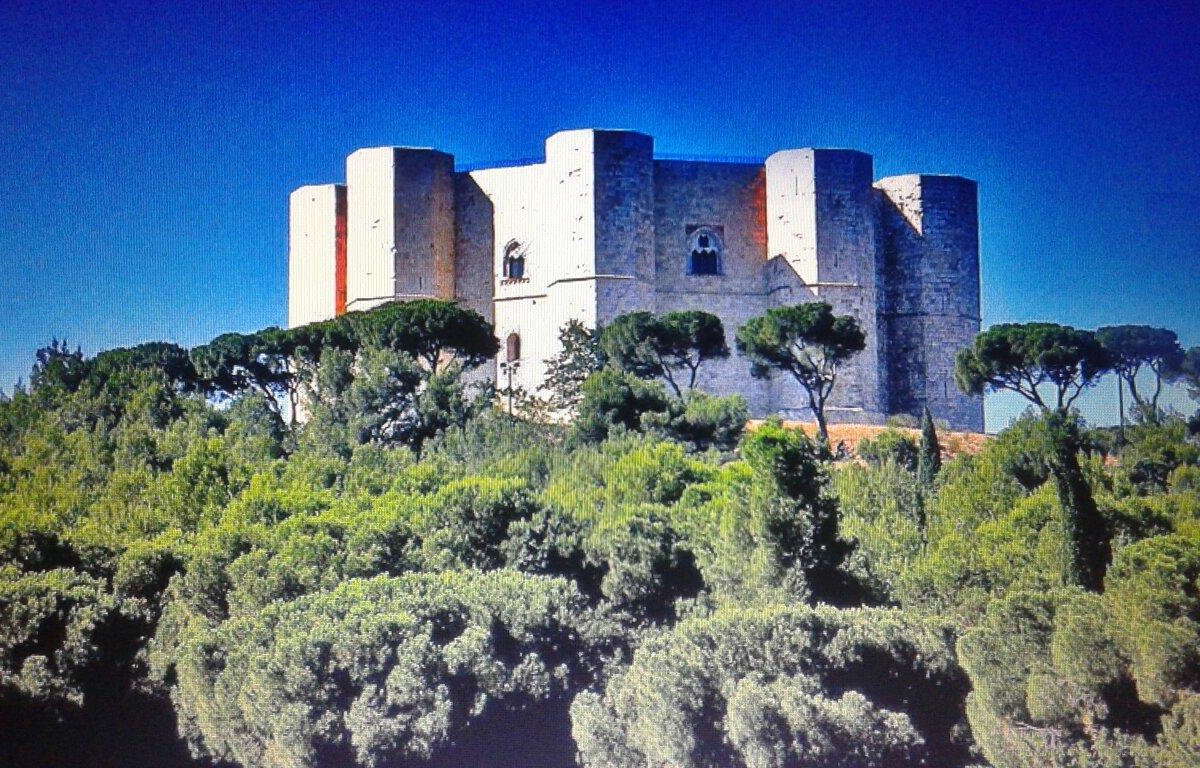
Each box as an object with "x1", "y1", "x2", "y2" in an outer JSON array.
[
  {"x1": 288, "y1": 184, "x2": 345, "y2": 328},
  {"x1": 288, "y1": 129, "x2": 985, "y2": 430},
  {"x1": 345, "y1": 148, "x2": 455, "y2": 314},
  {"x1": 876, "y1": 174, "x2": 983, "y2": 431},
  {"x1": 651, "y1": 160, "x2": 772, "y2": 410},
  {"x1": 764, "y1": 149, "x2": 886, "y2": 423}
]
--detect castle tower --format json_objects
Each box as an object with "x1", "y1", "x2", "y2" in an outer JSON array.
[
  {"x1": 288, "y1": 184, "x2": 346, "y2": 328},
  {"x1": 533, "y1": 129, "x2": 657, "y2": 327},
  {"x1": 587, "y1": 130, "x2": 656, "y2": 325},
  {"x1": 345, "y1": 147, "x2": 456, "y2": 313},
  {"x1": 764, "y1": 149, "x2": 886, "y2": 421},
  {"x1": 527, "y1": 129, "x2": 656, "y2": 390},
  {"x1": 875, "y1": 174, "x2": 983, "y2": 431}
]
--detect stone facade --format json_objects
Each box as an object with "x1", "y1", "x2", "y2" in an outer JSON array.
[
  {"x1": 288, "y1": 129, "x2": 984, "y2": 431},
  {"x1": 288, "y1": 184, "x2": 345, "y2": 328}
]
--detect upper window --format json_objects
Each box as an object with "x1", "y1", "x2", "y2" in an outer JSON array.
[
  {"x1": 687, "y1": 226, "x2": 724, "y2": 276},
  {"x1": 503, "y1": 241, "x2": 526, "y2": 280}
]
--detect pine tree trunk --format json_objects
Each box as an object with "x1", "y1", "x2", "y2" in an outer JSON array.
[
  {"x1": 1116, "y1": 377, "x2": 1126, "y2": 446},
  {"x1": 813, "y1": 408, "x2": 829, "y2": 446}
]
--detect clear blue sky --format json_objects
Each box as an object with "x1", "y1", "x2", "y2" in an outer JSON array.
[{"x1": 1, "y1": 0, "x2": 1197, "y2": 430}]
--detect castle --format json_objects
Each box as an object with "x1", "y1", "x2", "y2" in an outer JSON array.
[{"x1": 288, "y1": 129, "x2": 983, "y2": 431}]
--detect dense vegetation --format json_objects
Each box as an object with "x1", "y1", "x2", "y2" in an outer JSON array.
[{"x1": 1, "y1": 304, "x2": 1198, "y2": 767}]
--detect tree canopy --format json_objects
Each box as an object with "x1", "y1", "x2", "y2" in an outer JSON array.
[
  {"x1": 1, "y1": 309, "x2": 1199, "y2": 768},
  {"x1": 1097, "y1": 324, "x2": 1185, "y2": 421},
  {"x1": 957, "y1": 322, "x2": 1116, "y2": 591},
  {"x1": 191, "y1": 328, "x2": 295, "y2": 419},
  {"x1": 1171, "y1": 346, "x2": 1200, "y2": 401},
  {"x1": 601, "y1": 310, "x2": 730, "y2": 397},
  {"x1": 735, "y1": 302, "x2": 865, "y2": 443},
  {"x1": 347, "y1": 299, "x2": 499, "y2": 374},
  {"x1": 955, "y1": 322, "x2": 1110, "y2": 413}
]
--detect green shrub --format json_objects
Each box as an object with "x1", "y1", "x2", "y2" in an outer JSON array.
[{"x1": 856, "y1": 428, "x2": 918, "y2": 471}]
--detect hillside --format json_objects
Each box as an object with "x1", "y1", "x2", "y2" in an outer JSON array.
[{"x1": 1, "y1": 304, "x2": 1198, "y2": 768}]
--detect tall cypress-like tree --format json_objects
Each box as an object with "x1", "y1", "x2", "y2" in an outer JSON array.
[{"x1": 917, "y1": 406, "x2": 941, "y2": 488}]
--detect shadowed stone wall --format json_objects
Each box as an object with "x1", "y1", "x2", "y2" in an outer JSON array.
[
  {"x1": 876, "y1": 174, "x2": 983, "y2": 431},
  {"x1": 345, "y1": 147, "x2": 456, "y2": 313},
  {"x1": 652, "y1": 159, "x2": 772, "y2": 409}
]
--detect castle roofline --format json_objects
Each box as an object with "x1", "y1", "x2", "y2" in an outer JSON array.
[
  {"x1": 547, "y1": 127, "x2": 651, "y2": 138},
  {"x1": 766, "y1": 147, "x2": 874, "y2": 158},
  {"x1": 290, "y1": 182, "x2": 345, "y2": 192},
  {"x1": 875, "y1": 173, "x2": 977, "y2": 185},
  {"x1": 347, "y1": 146, "x2": 455, "y2": 158},
  {"x1": 653, "y1": 155, "x2": 764, "y2": 165}
]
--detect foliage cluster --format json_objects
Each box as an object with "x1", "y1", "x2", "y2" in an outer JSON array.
[{"x1": 1, "y1": 307, "x2": 1199, "y2": 768}]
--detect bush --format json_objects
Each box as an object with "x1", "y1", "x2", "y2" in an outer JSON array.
[
  {"x1": 573, "y1": 370, "x2": 747, "y2": 452},
  {"x1": 572, "y1": 369, "x2": 672, "y2": 444},
  {"x1": 856, "y1": 428, "x2": 918, "y2": 471},
  {"x1": 886, "y1": 413, "x2": 919, "y2": 429},
  {"x1": 642, "y1": 390, "x2": 748, "y2": 452},
  {"x1": 833, "y1": 461, "x2": 924, "y2": 602},
  {"x1": 1119, "y1": 417, "x2": 1200, "y2": 493},
  {"x1": 158, "y1": 572, "x2": 614, "y2": 768},
  {"x1": 572, "y1": 605, "x2": 973, "y2": 768},
  {"x1": 958, "y1": 525, "x2": 1200, "y2": 768}
]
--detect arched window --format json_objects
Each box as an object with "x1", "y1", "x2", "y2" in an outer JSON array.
[
  {"x1": 687, "y1": 226, "x2": 724, "y2": 276},
  {"x1": 503, "y1": 241, "x2": 526, "y2": 280},
  {"x1": 506, "y1": 332, "x2": 521, "y2": 362}
]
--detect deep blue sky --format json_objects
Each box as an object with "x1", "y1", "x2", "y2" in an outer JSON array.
[{"x1": 2, "y1": 0, "x2": 1197, "y2": 429}]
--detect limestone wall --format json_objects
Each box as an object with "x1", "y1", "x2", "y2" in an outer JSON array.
[
  {"x1": 287, "y1": 184, "x2": 345, "y2": 328},
  {"x1": 651, "y1": 160, "x2": 772, "y2": 410},
  {"x1": 345, "y1": 147, "x2": 455, "y2": 313},
  {"x1": 394, "y1": 149, "x2": 456, "y2": 302},
  {"x1": 592, "y1": 131, "x2": 656, "y2": 324},
  {"x1": 452, "y1": 173, "x2": 495, "y2": 324},
  {"x1": 465, "y1": 161, "x2": 554, "y2": 394},
  {"x1": 876, "y1": 174, "x2": 983, "y2": 431},
  {"x1": 458, "y1": 130, "x2": 614, "y2": 397},
  {"x1": 345, "y1": 148, "x2": 396, "y2": 312},
  {"x1": 289, "y1": 131, "x2": 983, "y2": 430},
  {"x1": 764, "y1": 149, "x2": 886, "y2": 422}
]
